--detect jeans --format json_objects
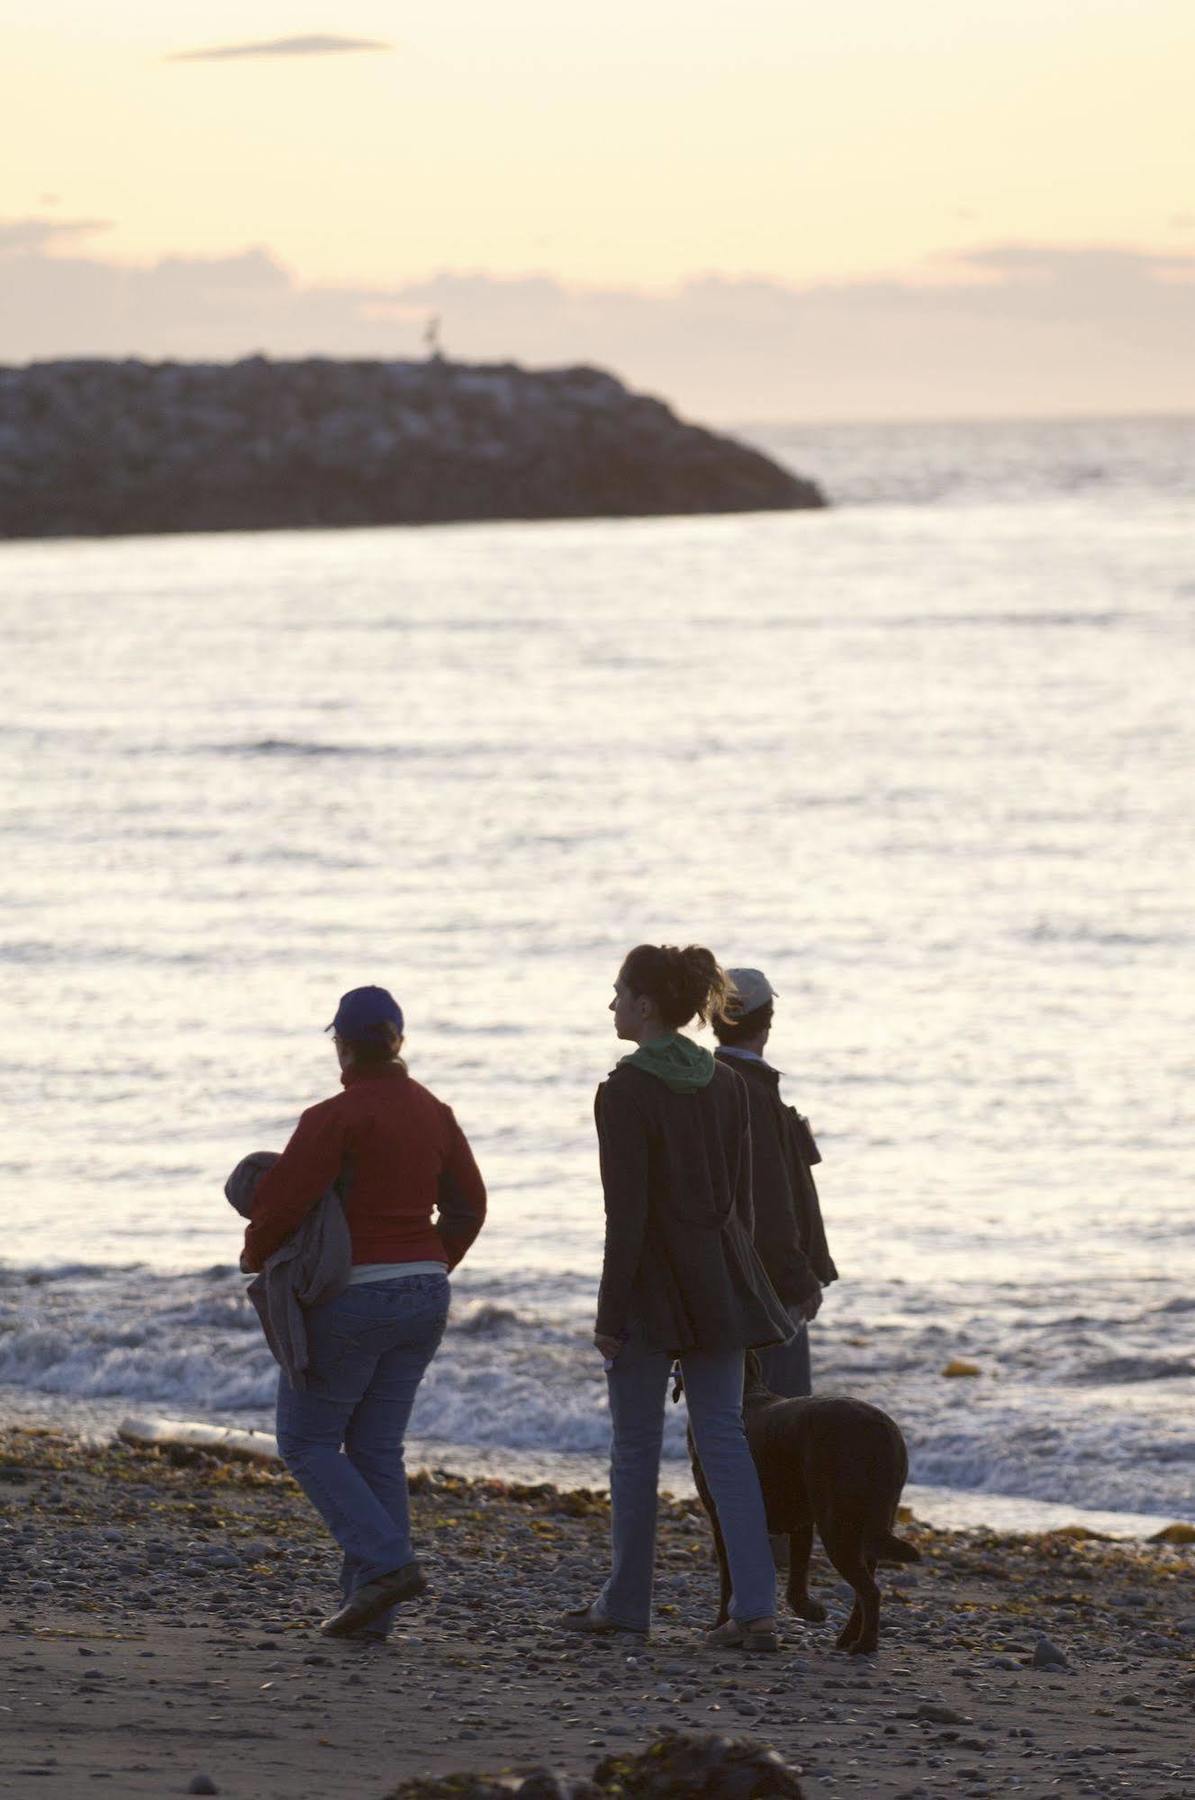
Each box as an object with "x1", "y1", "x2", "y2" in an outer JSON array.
[
  {"x1": 275, "y1": 1273, "x2": 449, "y2": 1636},
  {"x1": 598, "y1": 1328, "x2": 776, "y2": 1632},
  {"x1": 757, "y1": 1311, "x2": 812, "y2": 1398}
]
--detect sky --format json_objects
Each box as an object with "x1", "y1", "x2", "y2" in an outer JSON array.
[{"x1": 2, "y1": 0, "x2": 1193, "y2": 420}]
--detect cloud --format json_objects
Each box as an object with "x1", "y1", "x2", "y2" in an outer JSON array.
[
  {"x1": 955, "y1": 243, "x2": 1195, "y2": 296},
  {"x1": 1, "y1": 238, "x2": 1192, "y2": 422},
  {"x1": 0, "y1": 216, "x2": 111, "y2": 253},
  {"x1": 167, "y1": 35, "x2": 392, "y2": 63}
]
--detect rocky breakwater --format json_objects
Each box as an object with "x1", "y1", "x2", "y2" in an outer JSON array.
[{"x1": 0, "y1": 355, "x2": 824, "y2": 539}]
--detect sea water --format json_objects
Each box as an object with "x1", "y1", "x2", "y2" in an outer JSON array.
[{"x1": 1, "y1": 414, "x2": 1192, "y2": 1532}]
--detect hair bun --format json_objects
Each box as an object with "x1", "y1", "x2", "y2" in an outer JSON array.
[{"x1": 622, "y1": 943, "x2": 732, "y2": 1029}]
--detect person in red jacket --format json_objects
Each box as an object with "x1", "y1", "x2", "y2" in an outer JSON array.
[{"x1": 242, "y1": 985, "x2": 486, "y2": 1639}]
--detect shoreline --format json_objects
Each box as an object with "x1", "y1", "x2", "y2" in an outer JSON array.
[
  {"x1": 1, "y1": 1422, "x2": 1193, "y2": 1799},
  {"x1": 1, "y1": 1389, "x2": 1189, "y2": 1545}
]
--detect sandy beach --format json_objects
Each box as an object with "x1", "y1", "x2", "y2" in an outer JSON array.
[{"x1": 1, "y1": 1425, "x2": 1192, "y2": 1799}]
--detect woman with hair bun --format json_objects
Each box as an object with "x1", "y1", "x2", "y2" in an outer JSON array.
[{"x1": 563, "y1": 944, "x2": 793, "y2": 1650}]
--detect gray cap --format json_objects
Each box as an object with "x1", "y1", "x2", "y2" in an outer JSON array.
[{"x1": 724, "y1": 967, "x2": 778, "y2": 1016}]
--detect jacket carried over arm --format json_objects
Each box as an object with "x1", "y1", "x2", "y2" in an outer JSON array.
[
  {"x1": 242, "y1": 1064, "x2": 486, "y2": 1273},
  {"x1": 594, "y1": 1058, "x2": 792, "y2": 1355},
  {"x1": 713, "y1": 1049, "x2": 838, "y2": 1307},
  {"x1": 226, "y1": 1150, "x2": 351, "y2": 1389}
]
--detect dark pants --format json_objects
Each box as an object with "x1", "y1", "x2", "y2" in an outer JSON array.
[{"x1": 756, "y1": 1314, "x2": 812, "y2": 1398}]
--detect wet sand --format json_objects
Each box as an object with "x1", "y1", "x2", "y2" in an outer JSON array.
[{"x1": 1, "y1": 1425, "x2": 1192, "y2": 1799}]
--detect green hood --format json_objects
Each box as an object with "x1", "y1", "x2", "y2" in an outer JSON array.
[{"x1": 620, "y1": 1033, "x2": 716, "y2": 1094}]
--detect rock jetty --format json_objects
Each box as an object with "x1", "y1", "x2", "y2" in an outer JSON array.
[{"x1": 0, "y1": 355, "x2": 824, "y2": 539}]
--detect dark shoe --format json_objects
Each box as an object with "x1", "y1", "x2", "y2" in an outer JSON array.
[
  {"x1": 319, "y1": 1562, "x2": 427, "y2": 1638},
  {"x1": 558, "y1": 1604, "x2": 648, "y2": 1640}
]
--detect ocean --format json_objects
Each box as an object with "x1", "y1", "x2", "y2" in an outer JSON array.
[{"x1": 2, "y1": 413, "x2": 1192, "y2": 1535}]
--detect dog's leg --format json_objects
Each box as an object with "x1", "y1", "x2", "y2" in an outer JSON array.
[
  {"x1": 820, "y1": 1525, "x2": 880, "y2": 1654},
  {"x1": 851, "y1": 1558, "x2": 880, "y2": 1655},
  {"x1": 785, "y1": 1524, "x2": 827, "y2": 1623},
  {"x1": 837, "y1": 1599, "x2": 863, "y2": 1651}
]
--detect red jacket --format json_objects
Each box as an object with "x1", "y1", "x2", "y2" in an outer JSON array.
[{"x1": 241, "y1": 1064, "x2": 486, "y2": 1272}]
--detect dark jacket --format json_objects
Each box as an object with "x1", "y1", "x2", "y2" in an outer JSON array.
[
  {"x1": 594, "y1": 1058, "x2": 793, "y2": 1354},
  {"x1": 714, "y1": 1049, "x2": 838, "y2": 1306},
  {"x1": 242, "y1": 1064, "x2": 486, "y2": 1273}
]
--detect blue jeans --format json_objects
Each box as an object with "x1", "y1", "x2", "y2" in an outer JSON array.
[
  {"x1": 598, "y1": 1329, "x2": 776, "y2": 1632},
  {"x1": 757, "y1": 1313, "x2": 812, "y2": 1398},
  {"x1": 275, "y1": 1274, "x2": 449, "y2": 1635}
]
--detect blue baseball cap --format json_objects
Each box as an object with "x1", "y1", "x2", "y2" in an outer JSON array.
[{"x1": 326, "y1": 985, "x2": 405, "y2": 1040}]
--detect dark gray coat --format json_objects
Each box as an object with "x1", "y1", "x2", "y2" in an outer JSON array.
[
  {"x1": 225, "y1": 1150, "x2": 351, "y2": 1389},
  {"x1": 714, "y1": 1050, "x2": 838, "y2": 1307},
  {"x1": 594, "y1": 1059, "x2": 793, "y2": 1354}
]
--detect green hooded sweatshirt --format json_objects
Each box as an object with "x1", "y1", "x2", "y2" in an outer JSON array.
[{"x1": 619, "y1": 1032, "x2": 715, "y2": 1094}]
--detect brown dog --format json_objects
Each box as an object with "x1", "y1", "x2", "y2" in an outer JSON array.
[{"x1": 688, "y1": 1354, "x2": 919, "y2": 1654}]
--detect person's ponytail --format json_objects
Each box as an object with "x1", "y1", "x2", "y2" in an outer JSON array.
[{"x1": 621, "y1": 943, "x2": 731, "y2": 1030}]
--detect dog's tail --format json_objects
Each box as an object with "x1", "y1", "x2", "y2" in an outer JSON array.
[{"x1": 867, "y1": 1529, "x2": 921, "y2": 1565}]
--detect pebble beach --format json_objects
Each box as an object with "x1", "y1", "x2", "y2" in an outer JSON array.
[{"x1": 2, "y1": 1425, "x2": 1193, "y2": 1799}]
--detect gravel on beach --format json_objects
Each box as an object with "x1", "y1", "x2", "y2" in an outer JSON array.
[{"x1": 1, "y1": 1425, "x2": 1193, "y2": 1799}]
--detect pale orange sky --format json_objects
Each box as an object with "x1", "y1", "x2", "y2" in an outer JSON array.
[{"x1": 2, "y1": 1, "x2": 1193, "y2": 417}]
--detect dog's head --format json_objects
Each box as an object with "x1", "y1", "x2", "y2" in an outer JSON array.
[{"x1": 742, "y1": 1349, "x2": 778, "y2": 1410}]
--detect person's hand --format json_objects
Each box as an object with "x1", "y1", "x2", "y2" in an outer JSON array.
[
  {"x1": 799, "y1": 1288, "x2": 823, "y2": 1323},
  {"x1": 594, "y1": 1334, "x2": 622, "y2": 1362}
]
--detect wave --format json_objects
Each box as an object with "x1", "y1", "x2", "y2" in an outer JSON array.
[
  {"x1": 886, "y1": 610, "x2": 1122, "y2": 631},
  {"x1": 1077, "y1": 1355, "x2": 1195, "y2": 1383},
  {"x1": 1020, "y1": 922, "x2": 1188, "y2": 950},
  {"x1": 451, "y1": 1301, "x2": 534, "y2": 1336},
  {"x1": 0, "y1": 1262, "x2": 147, "y2": 1287},
  {"x1": 902, "y1": 1403, "x2": 1195, "y2": 1519},
  {"x1": 211, "y1": 738, "x2": 500, "y2": 761},
  {"x1": 0, "y1": 941, "x2": 210, "y2": 969},
  {"x1": 2, "y1": 1264, "x2": 1193, "y2": 1520},
  {"x1": 224, "y1": 738, "x2": 394, "y2": 759},
  {"x1": 0, "y1": 1280, "x2": 638, "y2": 1461},
  {"x1": 751, "y1": 415, "x2": 1195, "y2": 509}
]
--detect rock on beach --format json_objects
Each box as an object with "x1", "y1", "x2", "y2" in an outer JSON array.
[
  {"x1": 0, "y1": 355, "x2": 825, "y2": 539},
  {"x1": 384, "y1": 1732, "x2": 807, "y2": 1797}
]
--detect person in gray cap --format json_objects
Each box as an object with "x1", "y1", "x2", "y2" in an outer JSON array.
[{"x1": 712, "y1": 969, "x2": 837, "y2": 1398}]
